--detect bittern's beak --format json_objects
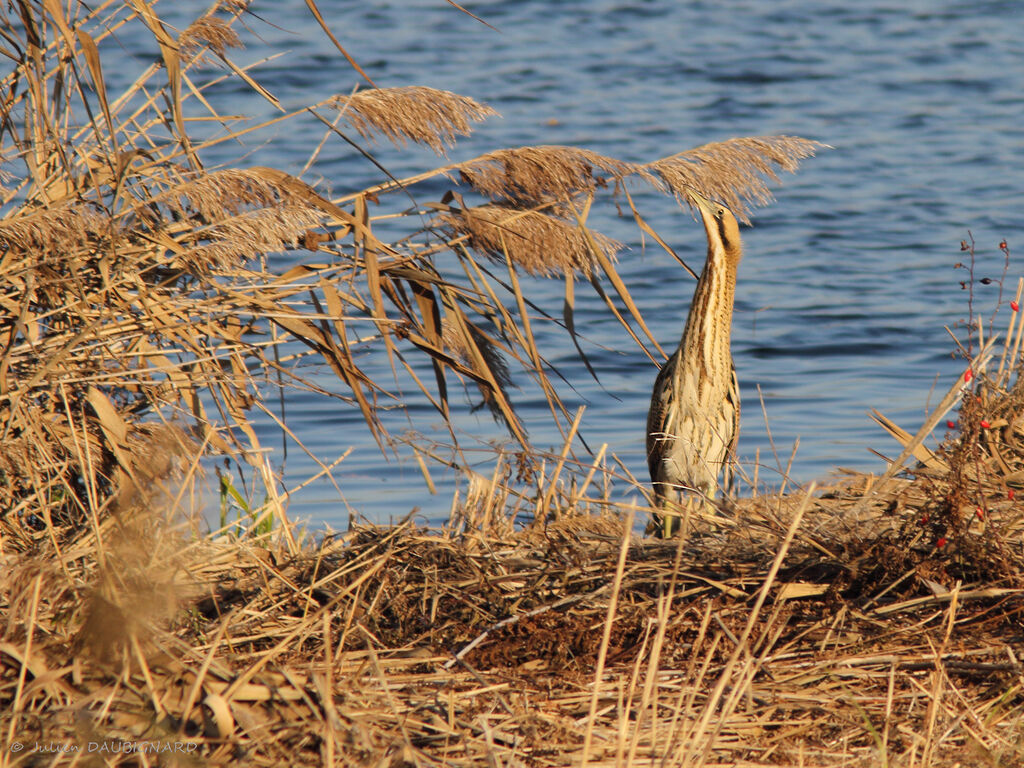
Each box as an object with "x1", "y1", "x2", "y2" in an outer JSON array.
[{"x1": 684, "y1": 188, "x2": 715, "y2": 213}]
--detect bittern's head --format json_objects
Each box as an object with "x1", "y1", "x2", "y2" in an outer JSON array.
[{"x1": 687, "y1": 190, "x2": 742, "y2": 265}]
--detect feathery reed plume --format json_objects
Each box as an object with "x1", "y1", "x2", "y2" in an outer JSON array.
[
  {"x1": 0, "y1": 203, "x2": 114, "y2": 255},
  {"x1": 334, "y1": 86, "x2": 498, "y2": 155},
  {"x1": 141, "y1": 167, "x2": 318, "y2": 222},
  {"x1": 184, "y1": 204, "x2": 326, "y2": 269},
  {"x1": 438, "y1": 204, "x2": 622, "y2": 277},
  {"x1": 456, "y1": 145, "x2": 647, "y2": 205},
  {"x1": 179, "y1": 15, "x2": 243, "y2": 65},
  {"x1": 646, "y1": 135, "x2": 825, "y2": 222}
]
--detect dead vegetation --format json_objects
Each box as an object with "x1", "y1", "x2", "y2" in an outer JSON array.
[
  {"x1": 1, "y1": 2, "x2": 1021, "y2": 767},
  {"x1": 3, "y1": 380, "x2": 1023, "y2": 765}
]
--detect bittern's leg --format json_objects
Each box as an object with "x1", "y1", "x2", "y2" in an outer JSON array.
[{"x1": 653, "y1": 482, "x2": 720, "y2": 538}]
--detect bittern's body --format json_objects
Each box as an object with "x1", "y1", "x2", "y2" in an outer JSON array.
[{"x1": 646, "y1": 193, "x2": 742, "y2": 536}]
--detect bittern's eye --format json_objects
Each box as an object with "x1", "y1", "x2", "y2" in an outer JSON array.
[{"x1": 717, "y1": 208, "x2": 725, "y2": 218}]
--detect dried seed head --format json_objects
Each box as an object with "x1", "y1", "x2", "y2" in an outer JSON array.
[
  {"x1": 0, "y1": 203, "x2": 115, "y2": 255},
  {"x1": 438, "y1": 204, "x2": 621, "y2": 277},
  {"x1": 179, "y1": 15, "x2": 243, "y2": 65},
  {"x1": 644, "y1": 136, "x2": 825, "y2": 223},
  {"x1": 334, "y1": 87, "x2": 497, "y2": 155},
  {"x1": 455, "y1": 145, "x2": 646, "y2": 206}
]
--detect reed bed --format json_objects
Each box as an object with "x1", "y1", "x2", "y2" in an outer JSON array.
[
  {"x1": 1, "y1": 2, "x2": 1022, "y2": 766},
  {"x1": 3, "y1": 380, "x2": 1023, "y2": 766},
  {"x1": 4, "y1": 313, "x2": 1024, "y2": 765}
]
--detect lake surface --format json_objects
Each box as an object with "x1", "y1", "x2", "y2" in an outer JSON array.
[{"x1": 162, "y1": 0, "x2": 1024, "y2": 528}]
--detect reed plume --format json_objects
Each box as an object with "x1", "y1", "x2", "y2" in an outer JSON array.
[
  {"x1": 455, "y1": 145, "x2": 647, "y2": 206},
  {"x1": 179, "y1": 14, "x2": 243, "y2": 64},
  {"x1": 334, "y1": 86, "x2": 498, "y2": 155},
  {"x1": 646, "y1": 135, "x2": 826, "y2": 222},
  {"x1": 438, "y1": 204, "x2": 622, "y2": 277}
]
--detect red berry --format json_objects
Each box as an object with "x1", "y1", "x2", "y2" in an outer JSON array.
[
  {"x1": 981, "y1": 419, "x2": 991, "y2": 429},
  {"x1": 1009, "y1": 489, "x2": 1016, "y2": 500},
  {"x1": 936, "y1": 537, "x2": 947, "y2": 548},
  {"x1": 976, "y1": 508, "x2": 985, "y2": 520},
  {"x1": 964, "y1": 368, "x2": 974, "y2": 383},
  {"x1": 946, "y1": 420, "x2": 956, "y2": 429},
  {"x1": 1012, "y1": 301, "x2": 1019, "y2": 312},
  {"x1": 1000, "y1": 240, "x2": 1008, "y2": 249},
  {"x1": 920, "y1": 515, "x2": 930, "y2": 524}
]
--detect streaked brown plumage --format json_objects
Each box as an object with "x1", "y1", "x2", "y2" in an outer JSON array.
[{"x1": 646, "y1": 190, "x2": 742, "y2": 536}]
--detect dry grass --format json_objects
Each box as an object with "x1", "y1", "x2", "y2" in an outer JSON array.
[{"x1": 5, "y1": 308, "x2": 1024, "y2": 767}]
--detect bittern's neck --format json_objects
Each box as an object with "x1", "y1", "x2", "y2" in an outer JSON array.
[{"x1": 680, "y1": 241, "x2": 739, "y2": 378}]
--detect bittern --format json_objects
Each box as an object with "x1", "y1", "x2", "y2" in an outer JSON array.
[{"x1": 646, "y1": 190, "x2": 742, "y2": 537}]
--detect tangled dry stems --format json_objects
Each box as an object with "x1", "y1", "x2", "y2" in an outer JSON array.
[{"x1": 0, "y1": 0, "x2": 824, "y2": 529}]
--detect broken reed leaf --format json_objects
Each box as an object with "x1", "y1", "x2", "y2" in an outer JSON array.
[
  {"x1": 441, "y1": 315, "x2": 514, "y2": 425},
  {"x1": 333, "y1": 86, "x2": 498, "y2": 155},
  {"x1": 455, "y1": 145, "x2": 651, "y2": 206},
  {"x1": 645, "y1": 135, "x2": 826, "y2": 223},
  {"x1": 178, "y1": 14, "x2": 243, "y2": 65},
  {"x1": 441, "y1": 316, "x2": 512, "y2": 390},
  {"x1": 438, "y1": 204, "x2": 622, "y2": 278}
]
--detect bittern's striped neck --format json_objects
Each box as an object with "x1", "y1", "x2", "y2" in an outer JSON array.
[{"x1": 678, "y1": 226, "x2": 741, "y2": 384}]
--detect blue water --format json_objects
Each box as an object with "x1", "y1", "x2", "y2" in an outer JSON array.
[{"x1": 123, "y1": 1, "x2": 1024, "y2": 526}]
